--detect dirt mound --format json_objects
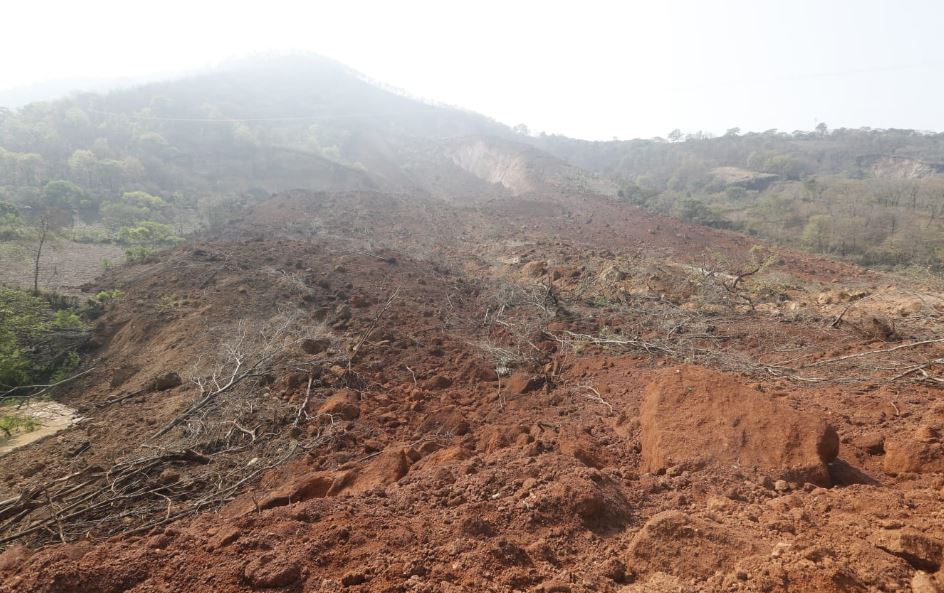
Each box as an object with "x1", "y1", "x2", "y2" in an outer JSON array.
[
  {"x1": 883, "y1": 404, "x2": 944, "y2": 475},
  {"x1": 626, "y1": 510, "x2": 766, "y2": 580},
  {"x1": 640, "y1": 367, "x2": 840, "y2": 486}
]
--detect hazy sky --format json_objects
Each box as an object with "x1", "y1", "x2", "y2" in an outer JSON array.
[{"x1": 4, "y1": 0, "x2": 944, "y2": 140}]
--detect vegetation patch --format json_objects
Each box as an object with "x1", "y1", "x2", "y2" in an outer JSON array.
[
  {"x1": 0, "y1": 410, "x2": 39, "y2": 439},
  {"x1": 0, "y1": 287, "x2": 89, "y2": 394}
]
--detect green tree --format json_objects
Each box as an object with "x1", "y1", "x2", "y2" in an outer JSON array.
[
  {"x1": 0, "y1": 202, "x2": 25, "y2": 240},
  {"x1": 15, "y1": 153, "x2": 45, "y2": 185},
  {"x1": 101, "y1": 191, "x2": 167, "y2": 229},
  {"x1": 0, "y1": 288, "x2": 88, "y2": 389},
  {"x1": 43, "y1": 180, "x2": 87, "y2": 209},
  {"x1": 0, "y1": 326, "x2": 30, "y2": 387},
  {"x1": 23, "y1": 192, "x2": 74, "y2": 294},
  {"x1": 61, "y1": 107, "x2": 92, "y2": 143},
  {"x1": 116, "y1": 220, "x2": 181, "y2": 246},
  {"x1": 67, "y1": 149, "x2": 97, "y2": 186},
  {"x1": 801, "y1": 214, "x2": 832, "y2": 251},
  {"x1": 675, "y1": 198, "x2": 724, "y2": 227}
]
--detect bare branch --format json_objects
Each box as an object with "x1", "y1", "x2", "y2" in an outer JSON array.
[
  {"x1": 802, "y1": 338, "x2": 944, "y2": 368},
  {"x1": 0, "y1": 367, "x2": 96, "y2": 403}
]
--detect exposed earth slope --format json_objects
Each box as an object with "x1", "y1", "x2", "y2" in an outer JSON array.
[{"x1": 2, "y1": 186, "x2": 944, "y2": 593}]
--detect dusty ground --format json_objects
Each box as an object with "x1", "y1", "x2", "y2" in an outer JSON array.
[
  {"x1": 1, "y1": 190, "x2": 943, "y2": 593},
  {"x1": 0, "y1": 401, "x2": 78, "y2": 456},
  {"x1": 0, "y1": 239, "x2": 124, "y2": 296}
]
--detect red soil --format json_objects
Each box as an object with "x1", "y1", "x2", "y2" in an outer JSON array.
[{"x1": 2, "y1": 191, "x2": 943, "y2": 593}]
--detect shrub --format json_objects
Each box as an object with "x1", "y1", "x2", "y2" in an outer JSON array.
[
  {"x1": 70, "y1": 226, "x2": 112, "y2": 244},
  {"x1": 94, "y1": 289, "x2": 123, "y2": 304},
  {"x1": 0, "y1": 288, "x2": 89, "y2": 390},
  {"x1": 0, "y1": 201, "x2": 27, "y2": 240},
  {"x1": 0, "y1": 327, "x2": 30, "y2": 387},
  {"x1": 125, "y1": 246, "x2": 153, "y2": 262},
  {"x1": 116, "y1": 221, "x2": 181, "y2": 246},
  {"x1": 0, "y1": 412, "x2": 39, "y2": 438}
]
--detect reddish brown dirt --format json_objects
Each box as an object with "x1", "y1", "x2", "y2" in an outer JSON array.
[
  {"x1": 639, "y1": 367, "x2": 840, "y2": 487},
  {"x1": 2, "y1": 190, "x2": 944, "y2": 593}
]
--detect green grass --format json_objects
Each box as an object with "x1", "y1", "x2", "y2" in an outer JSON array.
[{"x1": 0, "y1": 412, "x2": 39, "y2": 438}]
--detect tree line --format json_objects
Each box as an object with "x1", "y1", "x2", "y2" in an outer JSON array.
[{"x1": 531, "y1": 126, "x2": 944, "y2": 272}]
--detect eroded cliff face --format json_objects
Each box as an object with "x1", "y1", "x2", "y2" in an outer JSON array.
[
  {"x1": 449, "y1": 138, "x2": 538, "y2": 195},
  {"x1": 448, "y1": 137, "x2": 619, "y2": 197},
  {"x1": 867, "y1": 155, "x2": 944, "y2": 179}
]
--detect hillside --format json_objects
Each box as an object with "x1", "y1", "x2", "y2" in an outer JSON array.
[
  {"x1": 0, "y1": 55, "x2": 601, "y2": 296},
  {"x1": 529, "y1": 129, "x2": 944, "y2": 271},
  {"x1": 0, "y1": 55, "x2": 523, "y2": 205}
]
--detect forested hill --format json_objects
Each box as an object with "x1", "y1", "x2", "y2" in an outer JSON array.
[
  {"x1": 529, "y1": 128, "x2": 944, "y2": 271},
  {"x1": 0, "y1": 54, "x2": 514, "y2": 225}
]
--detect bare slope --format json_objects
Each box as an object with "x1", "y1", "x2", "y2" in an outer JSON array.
[{"x1": 2, "y1": 190, "x2": 944, "y2": 592}]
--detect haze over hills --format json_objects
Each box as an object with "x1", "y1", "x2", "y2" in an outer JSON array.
[
  {"x1": 0, "y1": 76, "x2": 147, "y2": 109},
  {"x1": 1, "y1": 55, "x2": 523, "y2": 201},
  {"x1": 1, "y1": 53, "x2": 943, "y2": 272}
]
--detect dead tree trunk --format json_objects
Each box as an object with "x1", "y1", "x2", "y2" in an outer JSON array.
[{"x1": 33, "y1": 216, "x2": 48, "y2": 295}]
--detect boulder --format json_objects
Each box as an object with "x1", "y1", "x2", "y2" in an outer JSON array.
[
  {"x1": 640, "y1": 367, "x2": 840, "y2": 486},
  {"x1": 845, "y1": 312, "x2": 899, "y2": 341},
  {"x1": 243, "y1": 553, "x2": 302, "y2": 589},
  {"x1": 421, "y1": 374, "x2": 453, "y2": 390},
  {"x1": 149, "y1": 371, "x2": 182, "y2": 392},
  {"x1": 259, "y1": 472, "x2": 336, "y2": 509},
  {"x1": 345, "y1": 448, "x2": 411, "y2": 493},
  {"x1": 883, "y1": 437, "x2": 944, "y2": 475},
  {"x1": 259, "y1": 447, "x2": 412, "y2": 508},
  {"x1": 911, "y1": 572, "x2": 943, "y2": 593},
  {"x1": 418, "y1": 406, "x2": 471, "y2": 436}
]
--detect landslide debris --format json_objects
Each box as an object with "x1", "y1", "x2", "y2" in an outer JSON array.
[{"x1": 2, "y1": 189, "x2": 944, "y2": 593}]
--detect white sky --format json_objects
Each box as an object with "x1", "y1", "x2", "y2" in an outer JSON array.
[{"x1": 3, "y1": 0, "x2": 944, "y2": 140}]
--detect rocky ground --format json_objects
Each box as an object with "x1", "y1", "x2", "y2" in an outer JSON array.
[{"x1": 1, "y1": 190, "x2": 944, "y2": 593}]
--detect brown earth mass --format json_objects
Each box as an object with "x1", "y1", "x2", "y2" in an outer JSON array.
[
  {"x1": 2, "y1": 189, "x2": 944, "y2": 593},
  {"x1": 640, "y1": 367, "x2": 840, "y2": 486}
]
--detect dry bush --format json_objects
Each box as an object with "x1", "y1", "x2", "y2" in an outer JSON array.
[{"x1": 0, "y1": 313, "x2": 351, "y2": 547}]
